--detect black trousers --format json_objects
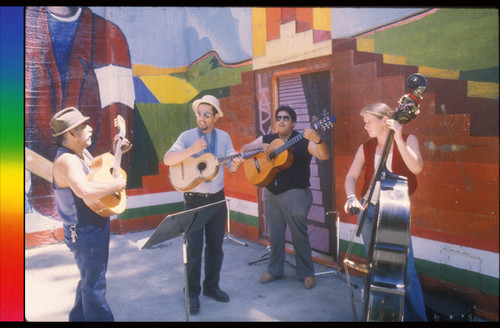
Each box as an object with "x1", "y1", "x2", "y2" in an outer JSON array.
[{"x1": 183, "y1": 190, "x2": 227, "y2": 297}]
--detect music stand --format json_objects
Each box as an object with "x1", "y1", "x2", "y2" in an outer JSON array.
[
  {"x1": 137, "y1": 199, "x2": 226, "y2": 322},
  {"x1": 247, "y1": 245, "x2": 296, "y2": 268}
]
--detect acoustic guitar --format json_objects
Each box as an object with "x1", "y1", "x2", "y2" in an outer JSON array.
[
  {"x1": 169, "y1": 147, "x2": 264, "y2": 192},
  {"x1": 244, "y1": 115, "x2": 336, "y2": 187},
  {"x1": 85, "y1": 115, "x2": 128, "y2": 217}
]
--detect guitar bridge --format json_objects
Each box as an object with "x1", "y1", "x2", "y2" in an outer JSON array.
[{"x1": 253, "y1": 157, "x2": 261, "y2": 173}]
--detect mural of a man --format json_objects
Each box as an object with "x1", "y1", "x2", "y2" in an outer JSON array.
[{"x1": 25, "y1": 6, "x2": 135, "y2": 217}]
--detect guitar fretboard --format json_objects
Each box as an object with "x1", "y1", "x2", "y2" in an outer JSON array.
[
  {"x1": 272, "y1": 119, "x2": 326, "y2": 157},
  {"x1": 216, "y1": 147, "x2": 264, "y2": 165},
  {"x1": 217, "y1": 153, "x2": 242, "y2": 165},
  {"x1": 274, "y1": 132, "x2": 305, "y2": 156}
]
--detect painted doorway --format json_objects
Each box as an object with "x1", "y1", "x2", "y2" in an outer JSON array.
[{"x1": 259, "y1": 70, "x2": 336, "y2": 258}]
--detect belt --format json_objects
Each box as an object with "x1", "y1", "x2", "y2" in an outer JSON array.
[{"x1": 184, "y1": 189, "x2": 224, "y2": 199}]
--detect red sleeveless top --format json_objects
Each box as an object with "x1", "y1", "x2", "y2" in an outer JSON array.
[{"x1": 361, "y1": 134, "x2": 418, "y2": 196}]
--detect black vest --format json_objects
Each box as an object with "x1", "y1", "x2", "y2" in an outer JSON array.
[{"x1": 263, "y1": 131, "x2": 312, "y2": 194}]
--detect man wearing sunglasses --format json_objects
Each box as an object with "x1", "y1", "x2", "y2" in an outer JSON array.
[
  {"x1": 163, "y1": 95, "x2": 243, "y2": 315},
  {"x1": 244, "y1": 105, "x2": 329, "y2": 289}
]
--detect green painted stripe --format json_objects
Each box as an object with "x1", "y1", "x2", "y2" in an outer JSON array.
[
  {"x1": 340, "y1": 239, "x2": 366, "y2": 259},
  {"x1": 117, "y1": 202, "x2": 184, "y2": 220},
  {"x1": 416, "y1": 258, "x2": 499, "y2": 297},
  {"x1": 230, "y1": 210, "x2": 258, "y2": 228},
  {"x1": 118, "y1": 203, "x2": 258, "y2": 229},
  {"x1": 340, "y1": 239, "x2": 499, "y2": 297}
]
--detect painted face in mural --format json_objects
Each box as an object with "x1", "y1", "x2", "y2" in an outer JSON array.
[
  {"x1": 363, "y1": 113, "x2": 387, "y2": 138},
  {"x1": 275, "y1": 110, "x2": 295, "y2": 138},
  {"x1": 196, "y1": 103, "x2": 218, "y2": 133}
]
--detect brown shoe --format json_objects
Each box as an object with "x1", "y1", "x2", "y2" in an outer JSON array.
[
  {"x1": 303, "y1": 276, "x2": 316, "y2": 289},
  {"x1": 259, "y1": 272, "x2": 276, "y2": 284}
]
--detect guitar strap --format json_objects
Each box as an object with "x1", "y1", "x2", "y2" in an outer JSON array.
[{"x1": 197, "y1": 127, "x2": 217, "y2": 156}]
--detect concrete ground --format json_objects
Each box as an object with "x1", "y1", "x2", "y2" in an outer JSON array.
[{"x1": 25, "y1": 226, "x2": 365, "y2": 322}]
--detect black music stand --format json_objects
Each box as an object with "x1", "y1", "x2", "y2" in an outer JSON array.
[
  {"x1": 247, "y1": 245, "x2": 296, "y2": 268},
  {"x1": 137, "y1": 199, "x2": 226, "y2": 322}
]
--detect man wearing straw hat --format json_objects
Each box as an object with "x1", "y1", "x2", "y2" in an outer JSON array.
[
  {"x1": 164, "y1": 95, "x2": 243, "y2": 315},
  {"x1": 50, "y1": 106, "x2": 131, "y2": 321}
]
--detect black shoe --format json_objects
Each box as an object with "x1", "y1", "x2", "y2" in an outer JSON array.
[
  {"x1": 203, "y1": 288, "x2": 230, "y2": 302},
  {"x1": 189, "y1": 296, "x2": 200, "y2": 315}
]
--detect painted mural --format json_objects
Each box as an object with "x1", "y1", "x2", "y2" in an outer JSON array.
[{"x1": 24, "y1": 7, "x2": 498, "y2": 320}]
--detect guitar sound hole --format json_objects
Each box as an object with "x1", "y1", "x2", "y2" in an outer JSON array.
[
  {"x1": 197, "y1": 162, "x2": 207, "y2": 173},
  {"x1": 268, "y1": 150, "x2": 276, "y2": 160}
]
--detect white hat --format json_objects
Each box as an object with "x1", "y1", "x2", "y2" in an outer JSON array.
[{"x1": 192, "y1": 95, "x2": 223, "y2": 117}]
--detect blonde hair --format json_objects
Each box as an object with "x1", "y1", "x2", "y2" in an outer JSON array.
[{"x1": 360, "y1": 103, "x2": 392, "y2": 119}]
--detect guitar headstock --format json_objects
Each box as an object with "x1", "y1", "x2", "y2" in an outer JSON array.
[
  {"x1": 114, "y1": 115, "x2": 126, "y2": 138},
  {"x1": 312, "y1": 115, "x2": 336, "y2": 131}
]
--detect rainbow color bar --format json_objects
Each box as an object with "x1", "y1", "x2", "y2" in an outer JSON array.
[{"x1": 0, "y1": 6, "x2": 24, "y2": 321}]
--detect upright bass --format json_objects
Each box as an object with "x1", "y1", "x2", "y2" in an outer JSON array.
[{"x1": 344, "y1": 73, "x2": 427, "y2": 321}]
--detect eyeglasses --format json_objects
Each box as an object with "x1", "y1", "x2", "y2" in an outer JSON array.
[
  {"x1": 196, "y1": 111, "x2": 213, "y2": 118},
  {"x1": 276, "y1": 115, "x2": 291, "y2": 122}
]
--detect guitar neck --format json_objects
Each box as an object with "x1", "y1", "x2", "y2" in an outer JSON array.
[
  {"x1": 269, "y1": 115, "x2": 335, "y2": 157},
  {"x1": 216, "y1": 147, "x2": 264, "y2": 165},
  {"x1": 112, "y1": 138, "x2": 124, "y2": 177},
  {"x1": 217, "y1": 153, "x2": 240, "y2": 165},
  {"x1": 274, "y1": 132, "x2": 305, "y2": 156}
]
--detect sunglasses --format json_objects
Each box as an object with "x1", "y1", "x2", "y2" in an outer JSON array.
[
  {"x1": 196, "y1": 111, "x2": 214, "y2": 118},
  {"x1": 276, "y1": 115, "x2": 291, "y2": 122}
]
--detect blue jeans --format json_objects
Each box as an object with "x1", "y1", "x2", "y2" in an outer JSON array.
[
  {"x1": 358, "y1": 202, "x2": 427, "y2": 322},
  {"x1": 184, "y1": 191, "x2": 227, "y2": 297},
  {"x1": 64, "y1": 221, "x2": 114, "y2": 322}
]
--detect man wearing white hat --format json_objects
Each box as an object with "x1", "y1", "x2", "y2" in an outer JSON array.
[
  {"x1": 51, "y1": 106, "x2": 131, "y2": 321},
  {"x1": 164, "y1": 95, "x2": 243, "y2": 315}
]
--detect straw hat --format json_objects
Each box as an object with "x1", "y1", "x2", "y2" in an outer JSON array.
[
  {"x1": 50, "y1": 107, "x2": 90, "y2": 137},
  {"x1": 192, "y1": 95, "x2": 223, "y2": 117}
]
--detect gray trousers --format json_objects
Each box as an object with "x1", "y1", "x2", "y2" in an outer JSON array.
[{"x1": 264, "y1": 188, "x2": 314, "y2": 278}]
